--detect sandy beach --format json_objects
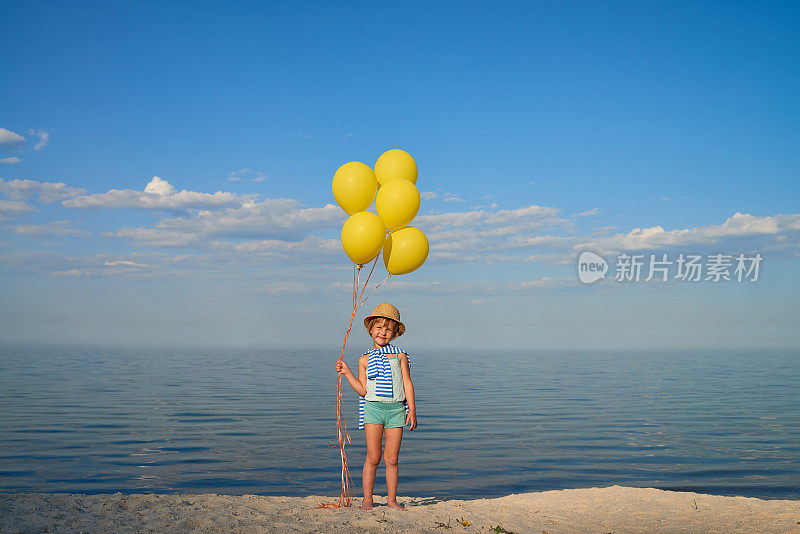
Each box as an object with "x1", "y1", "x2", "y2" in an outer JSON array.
[{"x1": 1, "y1": 485, "x2": 798, "y2": 533}]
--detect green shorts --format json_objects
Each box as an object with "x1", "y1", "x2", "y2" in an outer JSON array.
[{"x1": 364, "y1": 401, "x2": 406, "y2": 428}]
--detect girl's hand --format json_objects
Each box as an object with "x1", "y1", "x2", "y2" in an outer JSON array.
[
  {"x1": 406, "y1": 411, "x2": 417, "y2": 431},
  {"x1": 336, "y1": 359, "x2": 350, "y2": 375}
]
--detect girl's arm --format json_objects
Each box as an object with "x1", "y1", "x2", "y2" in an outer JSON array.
[
  {"x1": 399, "y1": 353, "x2": 417, "y2": 431},
  {"x1": 336, "y1": 354, "x2": 368, "y2": 397}
]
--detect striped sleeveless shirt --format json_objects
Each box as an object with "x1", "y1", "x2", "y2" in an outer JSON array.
[{"x1": 357, "y1": 344, "x2": 411, "y2": 429}]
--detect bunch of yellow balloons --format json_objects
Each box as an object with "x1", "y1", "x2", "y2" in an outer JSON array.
[{"x1": 332, "y1": 149, "x2": 429, "y2": 275}]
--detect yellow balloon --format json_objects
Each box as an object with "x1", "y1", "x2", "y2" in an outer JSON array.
[
  {"x1": 332, "y1": 161, "x2": 378, "y2": 215},
  {"x1": 383, "y1": 226, "x2": 429, "y2": 275},
  {"x1": 341, "y1": 211, "x2": 386, "y2": 265},
  {"x1": 374, "y1": 149, "x2": 417, "y2": 186},
  {"x1": 375, "y1": 179, "x2": 420, "y2": 231}
]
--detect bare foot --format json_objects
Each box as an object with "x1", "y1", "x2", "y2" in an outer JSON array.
[
  {"x1": 387, "y1": 501, "x2": 407, "y2": 511},
  {"x1": 359, "y1": 500, "x2": 373, "y2": 511}
]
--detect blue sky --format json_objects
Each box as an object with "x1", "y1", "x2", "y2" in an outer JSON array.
[{"x1": 1, "y1": 1, "x2": 798, "y2": 350}]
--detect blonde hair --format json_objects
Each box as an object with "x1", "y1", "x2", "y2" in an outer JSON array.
[{"x1": 365, "y1": 317, "x2": 400, "y2": 340}]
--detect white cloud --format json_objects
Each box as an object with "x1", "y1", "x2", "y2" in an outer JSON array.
[
  {"x1": 574, "y1": 208, "x2": 602, "y2": 217},
  {"x1": 1, "y1": 157, "x2": 22, "y2": 165},
  {"x1": 411, "y1": 205, "x2": 573, "y2": 264},
  {"x1": 516, "y1": 277, "x2": 574, "y2": 289},
  {"x1": 413, "y1": 206, "x2": 800, "y2": 266},
  {"x1": 216, "y1": 235, "x2": 340, "y2": 255},
  {"x1": 421, "y1": 190, "x2": 464, "y2": 202},
  {"x1": 0, "y1": 250, "x2": 170, "y2": 279},
  {"x1": 0, "y1": 128, "x2": 25, "y2": 145},
  {"x1": 253, "y1": 281, "x2": 311, "y2": 293},
  {"x1": 441, "y1": 193, "x2": 463, "y2": 202},
  {"x1": 105, "y1": 260, "x2": 147, "y2": 268},
  {"x1": 49, "y1": 268, "x2": 85, "y2": 278},
  {"x1": 12, "y1": 221, "x2": 88, "y2": 238},
  {"x1": 28, "y1": 130, "x2": 50, "y2": 150},
  {"x1": 0, "y1": 200, "x2": 35, "y2": 220},
  {"x1": 576, "y1": 212, "x2": 800, "y2": 253},
  {"x1": 0, "y1": 178, "x2": 86, "y2": 202},
  {"x1": 427, "y1": 251, "x2": 522, "y2": 264},
  {"x1": 144, "y1": 176, "x2": 175, "y2": 195},
  {"x1": 63, "y1": 176, "x2": 244, "y2": 210},
  {"x1": 227, "y1": 168, "x2": 266, "y2": 183},
  {"x1": 417, "y1": 205, "x2": 565, "y2": 231},
  {"x1": 157, "y1": 199, "x2": 341, "y2": 238},
  {"x1": 587, "y1": 225, "x2": 618, "y2": 236},
  {"x1": 48, "y1": 263, "x2": 153, "y2": 279},
  {"x1": 506, "y1": 235, "x2": 577, "y2": 248},
  {"x1": 111, "y1": 227, "x2": 201, "y2": 247},
  {"x1": 111, "y1": 198, "x2": 343, "y2": 246}
]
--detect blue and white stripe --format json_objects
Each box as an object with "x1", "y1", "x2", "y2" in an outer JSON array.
[
  {"x1": 366, "y1": 344, "x2": 403, "y2": 397},
  {"x1": 357, "y1": 344, "x2": 410, "y2": 430}
]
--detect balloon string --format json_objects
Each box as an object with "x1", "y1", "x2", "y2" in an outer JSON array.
[
  {"x1": 356, "y1": 256, "x2": 379, "y2": 306},
  {"x1": 359, "y1": 274, "x2": 392, "y2": 307},
  {"x1": 319, "y1": 255, "x2": 388, "y2": 509},
  {"x1": 353, "y1": 265, "x2": 358, "y2": 308}
]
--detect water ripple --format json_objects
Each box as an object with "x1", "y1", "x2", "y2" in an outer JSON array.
[{"x1": 0, "y1": 344, "x2": 798, "y2": 500}]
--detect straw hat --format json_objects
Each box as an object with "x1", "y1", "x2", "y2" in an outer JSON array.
[{"x1": 364, "y1": 303, "x2": 405, "y2": 337}]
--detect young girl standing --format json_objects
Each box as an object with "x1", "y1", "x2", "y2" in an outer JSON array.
[{"x1": 336, "y1": 303, "x2": 417, "y2": 511}]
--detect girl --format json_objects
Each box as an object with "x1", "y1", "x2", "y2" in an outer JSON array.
[{"x1": 336, "y1": 302, "x2": 417, "y2": 511}]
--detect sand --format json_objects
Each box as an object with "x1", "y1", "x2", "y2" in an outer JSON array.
[{"x1": 1, "y1": 486, "x2": 798, "y2": 533}]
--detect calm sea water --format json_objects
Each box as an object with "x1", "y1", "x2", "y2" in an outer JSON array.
[{"x1": 1, "y1": 344, "x2": 798, "y2": 500}]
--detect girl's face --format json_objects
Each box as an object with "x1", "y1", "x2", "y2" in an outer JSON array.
[{"x1": 369, "y1": 319, "x2": 396, "y2": 348}]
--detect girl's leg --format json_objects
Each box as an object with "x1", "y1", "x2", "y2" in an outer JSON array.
[
  {"x1": 383, "y1": 427, "x2": 406, "y2": 510},
  {"x1": 361, "y1": 424, "x2": 383, "y2": 510}
]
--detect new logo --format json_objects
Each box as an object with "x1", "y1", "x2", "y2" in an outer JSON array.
[{"x1": 577, "y1": 251, "x2": 608, "y2": 284}]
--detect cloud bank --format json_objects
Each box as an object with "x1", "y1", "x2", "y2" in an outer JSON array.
[
  {"x1": 0, "y1": 200, "x2": 36, "y2": 220},
  {"x1": 0, "y1": 128, "x2": 25, "y2": 145},
  {"x1": 112, "y1": 198, "x2": 343, "y2": 246},
  {"x1": 3, "y1": 172, "x2": 800, "y2": 288},
  {"x1": 416, "y1": 205, "x2": 573, "y2": 263},
  {"x1": 0, "y1": 178, "x2": 86, "y2": 202},
  {"x1": 63, "y1": 176, "x2": 244, "y2": 210},
  {"x1": 576, "y1": 212, "x2": 800, "y2": 254}
]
